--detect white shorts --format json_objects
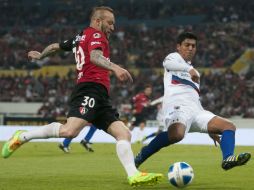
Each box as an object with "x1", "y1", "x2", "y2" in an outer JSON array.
[{"x1": 163, "y1": 102, "x2": 215, "y2": 134}]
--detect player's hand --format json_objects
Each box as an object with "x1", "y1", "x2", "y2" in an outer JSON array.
[
  {"x1": 113, "y1": 65, "x2": 133, "y2": 83},
  {"x1": 209, "y1": 133, "x2": 221, "y2": 147},
  {"x1": 189, "y1": 68, "x2": 200, "y2": 84},
  {"x1": 145, "y1": 102, "x2": 151, "y2": 107},
  {"x1": 28, "y1": 51, "x2": 42, "y2": 61}
]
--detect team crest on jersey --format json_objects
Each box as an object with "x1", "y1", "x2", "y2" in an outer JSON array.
[
  {"x1": 93, "y1": 33, "x2": 101, "y2": 38},
  {"x1": 79, "y1": 106, "x2": 88, "y2": 115}
]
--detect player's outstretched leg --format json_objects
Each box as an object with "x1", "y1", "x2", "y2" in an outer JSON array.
[
  {"x1": 2, "y1": 122, "x2": 62, "y2": 158},
  {"x1": 2, "y1": 130, "x2": 27, "y2": 158},
  {"x1": 135, "y1": 131, "x2": 171, "y2": 168},
  {"x1": 110, "y1": 121, "x2": 164, "y2": 186},
  {"x1": 116, "y1": 139, "x2": 163, "y2": 186},
  {"x1": 222, "y1": 152, "x2": 251, "y2": 170}
]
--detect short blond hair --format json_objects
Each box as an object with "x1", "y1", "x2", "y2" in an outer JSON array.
[{"x1": 90, "y1": 6, "x2": 114, "y2": 20}]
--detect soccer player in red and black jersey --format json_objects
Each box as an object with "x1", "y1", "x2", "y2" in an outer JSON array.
[
  {"x1": 129, "y1": 84, "x2": 152, "y2": 131},
  {"x1": 2, "y1": 6, "x2": 163, "y2": 186}
]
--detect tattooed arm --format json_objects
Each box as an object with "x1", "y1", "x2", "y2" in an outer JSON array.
[
  {"x1": 28, "y1": 43, "x2": 61, "y2": 60},
  {"x1": 90, "y1": 49, "x2": 133, "y2": 83},
  {"x1": 90, "y1": 49, "x2": 116, "y2": 71}
]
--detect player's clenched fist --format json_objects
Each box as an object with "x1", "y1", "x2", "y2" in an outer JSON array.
[
  {"x1": 28, "y1": 51, "x2": 42, "y2": 60},
  {"x1": 112, "y1": 65, "x2": 133, "y2": 83}
]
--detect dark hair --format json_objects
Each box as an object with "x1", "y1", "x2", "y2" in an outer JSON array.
[
  {"x1": 90, "y1": 6, "x2": 114, "y2": 20},
  {"x1": 144, "y1": 84, "x2": 152, "y2": 89},
  {"x1": 177, "y1": 32, "x2": 197, "y2": 44}
]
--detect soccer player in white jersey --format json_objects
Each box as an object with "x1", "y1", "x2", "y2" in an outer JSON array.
[{"x1": 135, "y1": 32, "x2": 251, "y2": 170}]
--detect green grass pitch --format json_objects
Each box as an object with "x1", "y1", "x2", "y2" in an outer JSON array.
[{"x1": 0, "y1": 142, "x2": 253, "y2": 190}]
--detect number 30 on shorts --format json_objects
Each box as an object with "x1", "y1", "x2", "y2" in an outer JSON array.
[{"x1": 81, "y1": 96, "x2": 95, "y2": 108}]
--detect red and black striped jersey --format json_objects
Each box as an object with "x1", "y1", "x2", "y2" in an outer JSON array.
[{"x1": 60, "y1": 27, "x2": 110, "y2": 93}]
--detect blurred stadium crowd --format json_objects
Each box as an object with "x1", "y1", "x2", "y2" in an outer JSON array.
[
  {"x1": 1, "y1": 68, "x2": 254, "y2": 118},
  {"x1": 1, "y1": 0, "x2": 254, "y2": 118}
]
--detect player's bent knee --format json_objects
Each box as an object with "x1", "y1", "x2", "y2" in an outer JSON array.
[
  {"x1": 170, "y1": 134, "x2": 184, "y2": 144},
  {"x1": 117, "y1": 129, "x2": 131, "y2": 141},
  {"x1": 223, "y1": 121, "x2": 236, "y2": 131},
  {"x1": 209, "y1": 117, "x2": 236, "y2": 133},
  {"x1": 107, "y1": 121, "x2": 132, "y2": 141},
  {"x1": 168, "y1": 123, "x2": 185, "y2": 143},
  {"x1": 125, "y1": 131, "x2": 132, "y2": 141}
]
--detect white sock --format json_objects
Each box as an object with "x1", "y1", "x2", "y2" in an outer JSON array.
[
  {"x1": 116, "y1": 140, "x2": 139, "y2": 177},
  {"x1": 19, "y1": 122, "x2": 61, "y2": 142}
]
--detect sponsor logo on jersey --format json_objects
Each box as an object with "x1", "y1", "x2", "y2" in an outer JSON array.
[
  {"x1": 180, "y1": 73, "x2": 190, "y2": 78},
  {"x1": 91, "y1": 41, "x2": 101, "y2": 46},
  {"x1": 93, "y1": 33, "x2": 101, "y2": 38},
  {"x1": 79, "y1": 106, "x2": 88, "y2": 115}
]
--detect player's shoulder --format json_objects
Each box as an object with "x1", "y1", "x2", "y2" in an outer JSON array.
[
  {"x1": 164, "y1": 52, "x2": 185, "y2": 66},
  {"x1": 137, "y1": 92, "x2": 145, "y2": 99},
  {"x1": 133, "y1": 92, "x2": 142, "y2": 99},
  {"x1": 85, "y1": 27, "x2": 106, "y2": 41},
  {"x1": 165, "y1": 52, "x2": 181, "y2": 60}
]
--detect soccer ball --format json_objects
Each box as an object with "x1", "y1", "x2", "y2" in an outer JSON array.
[{"x1": 168, "y1": 162, "x2": 194, "y2": 188}]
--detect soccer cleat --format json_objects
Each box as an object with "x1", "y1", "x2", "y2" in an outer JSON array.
[
  {"x1": 80, "y1": 140, "x2": 94, "y2": 152},
  {"x1": 58, "y1": 143, "x2": 70, "y2": 153},
  {"x1": 2, "y1": 130, "x2": 27, "y2": 158},
  {"x1": 222, "y1": 152, "x2": 251, "y2": 170},
  {"x1": 128, "y1": 171, "x2": 163, "y2": 187}
]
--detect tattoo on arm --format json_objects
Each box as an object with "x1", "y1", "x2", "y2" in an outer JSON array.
[
  {"x1": 40, "y1": 43, "x2": 61, "y2": 59},
  {"x1": 90, "y1": 50, "x2": 115, "y2": 71}
]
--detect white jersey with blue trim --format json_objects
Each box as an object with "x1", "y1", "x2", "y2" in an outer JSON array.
[{"x1": 162, "y1": 52, "x2": 200, "y2": 106}]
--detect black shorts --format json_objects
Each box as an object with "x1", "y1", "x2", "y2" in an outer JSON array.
[
  {"x1": 133, "y1": 112, "x2": 146, "y2": 126},
  {"x1": 67, "y1": 82, "x2": 119, "y2": 131}
]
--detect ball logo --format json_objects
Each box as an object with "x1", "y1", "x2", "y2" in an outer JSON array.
[{"x1": 79, "y1": 107, "x2": 88, "y2": 115}]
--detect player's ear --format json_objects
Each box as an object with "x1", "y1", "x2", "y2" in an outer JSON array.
[{"x1": 176, "y1": 44, "x2": 181, "y2": 51}]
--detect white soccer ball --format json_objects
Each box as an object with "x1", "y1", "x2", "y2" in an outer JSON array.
[{"x1": 168, "y1": 162, "x2": 194, "y2": 188}]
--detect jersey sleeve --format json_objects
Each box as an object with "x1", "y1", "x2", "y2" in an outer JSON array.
[
  {"x1": 163, "y1": 53, "x2": 193, "y2": 72},
  {"x1": 87, "y1": 32, "x2": 106, "y2": 53},
  {"x1": 59, "y1": 38, "x2": 74, "y2": 51}
]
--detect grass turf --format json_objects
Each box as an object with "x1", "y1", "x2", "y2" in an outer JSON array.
[{"x1": 0, "y1": 142, "x2": 253, "y2": 190}]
